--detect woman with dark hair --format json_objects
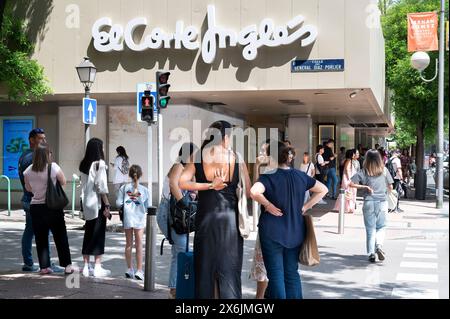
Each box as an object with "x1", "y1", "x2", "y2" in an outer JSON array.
[
  {"x1": 79, "y1": 138, "x2": 111, "y2": 278},
  {"x1": 112, "y1": 146, "x2": 130, "y2": 199},
  {"x1": 157, "y1": 142, "x2": 198, "y2": 298},
  {"x1": 116, "y1": 165, "x2": 148, "y2": 281},
  {"x1": 350, "y1": 150, "x2": 394, "y2": 263},
  {"x1": 179, "y1": 121, "x2": 251, "y2": 299},
  {"x1": 24, "y1": 143, "x2": 74, "y2": 275},
  {"x1": 250, "y1": 141, "x2": 328, "y2": 299},
  {"x1": 334, "y1": 149, "x2": 357, "y2": 213}
]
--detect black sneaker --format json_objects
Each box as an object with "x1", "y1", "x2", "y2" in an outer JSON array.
[
  {"x1": 376, "y1": 248, "x2": 386, "y2": 261},
  {"x1": 369, "y1": 254, "x2": 376, "y2": 263}
]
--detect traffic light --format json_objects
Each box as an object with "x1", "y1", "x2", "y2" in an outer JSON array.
[
  {"x1": 141, "y1": 90, "x2": 154, "y2": 123},
  {"x1": 156, "y1": 71, "x2": 171, "y2": 109}
]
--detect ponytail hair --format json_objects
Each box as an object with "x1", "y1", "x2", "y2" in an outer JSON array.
[{"x1": 128, "y1": 165, "x2": 142, "y2": 182}]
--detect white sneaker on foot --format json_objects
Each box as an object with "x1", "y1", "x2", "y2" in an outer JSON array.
[
  {"x1": 134, "y1": 270, "x2": 144, "y2": 281},
  {"x1": 82, "y1": 264, "x2": 94, "y2": 277},
  {"x1": 125, "y1": 268, "x2": 134, "y2": 279},
  {"x1": 93, "y1": 265, "x2": 111, "y2": 278}
]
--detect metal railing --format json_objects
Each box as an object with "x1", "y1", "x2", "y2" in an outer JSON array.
[{"x1": 0, "y1": 175, "x2": 11, "y2": 216}]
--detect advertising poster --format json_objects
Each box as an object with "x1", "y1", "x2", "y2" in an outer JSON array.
[
  {"x1": 407, "y1": 12, "x2": 439, "y2": 52},
  {"x1": 2, "y1": 119, "x2": 33, "y2": 178}
]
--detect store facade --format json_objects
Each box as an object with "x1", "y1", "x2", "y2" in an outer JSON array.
[{"x1": 0, "y1": 0, "x2": 392, "y2": 206}]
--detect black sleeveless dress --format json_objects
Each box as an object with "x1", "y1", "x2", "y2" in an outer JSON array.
[{"x1": 194, "y1": 157, "x2": 243, "y2": 299}]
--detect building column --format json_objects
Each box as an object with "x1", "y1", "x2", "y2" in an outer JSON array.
[{"x1": 286, "y1": 116, "x2": 312, "y2": 168}]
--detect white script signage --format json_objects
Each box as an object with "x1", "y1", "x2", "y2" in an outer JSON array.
[{"x1": 92, "y1": 5, "x2": 317, "y2": 64}]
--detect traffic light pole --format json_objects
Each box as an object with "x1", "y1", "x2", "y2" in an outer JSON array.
[{"x1": 158, "y1": 113, "x2": 163, "y2": 201}]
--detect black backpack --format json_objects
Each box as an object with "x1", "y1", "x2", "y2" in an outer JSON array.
[
  {"x1": 386, "y1": 158, "x2": 397, "y2": 179},
  {"x1": 169, "y1": 193, "x2": 197, "y2": 235}
]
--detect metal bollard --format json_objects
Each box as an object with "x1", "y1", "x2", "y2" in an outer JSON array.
[
  {"x1": 144, "y1": 206, "x2": 158, "y2": 291},
  {"x1": 0, "y1": 175, "x2": 11, "y2": 216},
  {"x1": 338, "y1": 189, "x2": 345, "y2": 234},
  {"x1": 71, "y1": 174, "x2": 80, "y2": 218}
]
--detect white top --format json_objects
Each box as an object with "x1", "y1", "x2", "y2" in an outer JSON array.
[
  {"x1": 390, "y1": 156, "x2": 402, "y2": 179},
  {"x1": 300, "y1": 162, "x2": 315, "y2": 177},
  {"x1": 116, "y1": 183, "x2": 149, "y2": 229},
  {"x1": 113, "y1": 156, "x2": 129, "y2": 184},
  {"x1": 81, "y1": 160, "x2": 109, "y2": 221},
  {"x1": 162, "y1": 176, "x2": 171, "y2": 200},
  {"x1": 24, "y1": 163, "x2": 62, "y2": 205},
  {"x1": 315, "y1": 153, "x2": 324, "y2": 174}
]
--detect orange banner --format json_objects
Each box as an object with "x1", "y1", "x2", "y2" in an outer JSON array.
[{"x1": 407, "y1": 12, "x2": 438, "y2": 52}]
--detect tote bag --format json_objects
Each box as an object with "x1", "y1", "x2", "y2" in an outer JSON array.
[
  {"x1": 46, "y1": 163, "x2": 69, "y2": 210},
  {"x1": 299, "y1": 215, "x2": 320, "y2": 266}
]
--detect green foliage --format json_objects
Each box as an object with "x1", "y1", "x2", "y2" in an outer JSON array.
[
  {"x1": 0, "y1": 9, "x2": 52, "y2": 105},
  {"x1": 382, "y1": 0, "x2": 449, "y2": 146}
]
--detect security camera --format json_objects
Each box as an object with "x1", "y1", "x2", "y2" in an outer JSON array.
[{"x1": 411, "y1": 51, "x2": 430, "y2": 72}]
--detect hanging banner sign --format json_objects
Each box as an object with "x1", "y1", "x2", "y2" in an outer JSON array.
[{"x1": 407, "y1": 12, "x2": 438, "y2": 52}]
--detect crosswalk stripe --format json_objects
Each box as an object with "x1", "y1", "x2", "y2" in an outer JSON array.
[
  {"x1": 407, "y1": 242, "x2": 437, "y2": 247},
  {"x1": 392, "y1": 288, "x2": 439, "y2": 299},
  {"x1": 400, "y1": 261, "x2": 438, "y2": 269},
  {"x1": 403, "y1": 253, "x2": 438, "y2": 259},
  {"x1": 405, "y1": 247, "x2": 437, "y2": 252},
  {"x1": 396, "y1": 273, "x2": 438, "y2": 283}
]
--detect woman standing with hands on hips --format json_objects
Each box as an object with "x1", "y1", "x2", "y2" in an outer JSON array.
[{"x1": 250, "y1": 141, "x2": 328, "y2": 299}]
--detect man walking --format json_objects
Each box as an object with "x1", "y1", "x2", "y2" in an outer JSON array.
[
  {"x1": 388, "y1": 149, "x2": 404, "y2": 213},
  {"x1": 323, "y1": 139, "x2": 339, "y2": 199}
]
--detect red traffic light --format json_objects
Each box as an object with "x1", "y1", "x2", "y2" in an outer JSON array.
[{"x1": 157, "y1": 72, "x2": 170, "y2": 84}]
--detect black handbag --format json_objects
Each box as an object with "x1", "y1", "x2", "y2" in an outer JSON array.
[{"x1": 46, "y1": 163, "x2": 69, "y2": 210}]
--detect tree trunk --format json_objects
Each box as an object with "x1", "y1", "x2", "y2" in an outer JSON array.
[{"x1": 416, "y1": 121, "x2": 425, "y2": 171}]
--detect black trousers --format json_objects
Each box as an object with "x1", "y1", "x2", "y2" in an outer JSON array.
[
  {"x1": 82, "y1": 210, "x2": 106, "y2": 256},
  {"x1": 30, "y1": 204, "x2": 72, "y2": 269}
]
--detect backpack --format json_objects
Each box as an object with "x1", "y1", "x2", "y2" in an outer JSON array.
[
  {"x1": 119, "y1": 156, "x2": 129, "y2": 175},
  {"x1": 169, "y1": 193, "x2": 197, "y2": 235},
  {"x1": 386, "y1": 158, "x2": 397, "y2": 180}
]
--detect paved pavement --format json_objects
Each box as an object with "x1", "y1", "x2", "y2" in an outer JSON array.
[{"x1": 0, "y1": 195, "x2": 448, "y2": 299}]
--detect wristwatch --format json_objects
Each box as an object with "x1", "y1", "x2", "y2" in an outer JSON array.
[{"x1": 208, "y1": 183, "x2": 213, "y2": 190}]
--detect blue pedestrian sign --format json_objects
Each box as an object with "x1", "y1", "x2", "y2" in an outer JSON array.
[
  {"x1": 136, "y1": 82, "x2": 157, "y2": 123},
  {"x1": 83, "y1": 98, "x2": 97, "y2": 125}
]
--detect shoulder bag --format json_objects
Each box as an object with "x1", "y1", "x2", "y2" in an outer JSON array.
[{"x1": 46, "y1": 163, "x2": 69, "y2": 211}]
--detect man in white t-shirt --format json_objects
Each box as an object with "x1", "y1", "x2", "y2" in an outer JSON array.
[{"x1": 389, "y1": 150, "x2": 404, "y2": 213}]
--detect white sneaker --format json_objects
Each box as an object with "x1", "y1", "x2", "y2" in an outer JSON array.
[
  {"x1": 82, "y1": 264, "x2": 92, "y2": 277},
  {"x1": 125, "y1": 268, "x2": 134, "y2": 279},
  {"x1": 93, "y1": 265, "x2": 111, "y2": 278},
  {"x1": 318, "y1": 199, "x2": 327, "y2": 205},
  {"x1": 134, "y1": 270, "x2": 144, "y2": 281}
]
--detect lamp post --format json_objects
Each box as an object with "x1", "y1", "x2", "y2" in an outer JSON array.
[
  {"x1": 410, "y1": 0, "x2": 446, "y2": 209},
  {"x1": 76, "y1": 57, "x2": 97, "y2": 146}
]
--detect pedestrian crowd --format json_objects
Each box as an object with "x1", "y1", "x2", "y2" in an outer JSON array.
[{"x1": 16, "y1": 124, "x2": 414, "y2": 299}]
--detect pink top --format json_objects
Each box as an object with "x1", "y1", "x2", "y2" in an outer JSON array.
[{"x1": 24, "y1": 163, "x2": 64, "y2": 205}]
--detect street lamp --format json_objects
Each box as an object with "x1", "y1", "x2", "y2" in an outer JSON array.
[
  {"x1": 76, "y1": 57, "x2": 97, "y2": 146},
  {"x1": 410, "y1": 0, "x2": 446, "y2": 209}
]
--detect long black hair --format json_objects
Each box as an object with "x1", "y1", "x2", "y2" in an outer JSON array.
[
  {"x1": 201, "y1": 120, "x2": 232, "y2": 151},
  {"x1": 116, "y1": 146, "x2": 128, "y2": 160},
  {"x1": 79, "y1": 138, "x2": 105, "y2": 175}
]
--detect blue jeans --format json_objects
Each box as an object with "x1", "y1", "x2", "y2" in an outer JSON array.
[
  {"x1": 259, "y1": 231, "x2": 302, "y2": 299},
  {"x1": 326, "y1": 167, "x2": 339, "y2": 198},
  {"x1": 362, "y1": 200, "x2": 387, "y2": 255},
  {"x1": 168, "y1": 228, "x2": 188, "y2": 288},
  {"x1": 21, "y1": 203, "x2": 34, "y2": 266}
]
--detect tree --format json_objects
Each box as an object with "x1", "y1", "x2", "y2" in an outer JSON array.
[
  {"x1": 0, "y1": 2, "x2": 52, "y2": 105},
  {"x1": 382, "y1": 0, "x2": 449, "y2": 170}
]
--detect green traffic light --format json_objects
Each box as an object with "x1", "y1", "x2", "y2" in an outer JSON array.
[{"x1": 160, "y1": 98, "x2": 168, "y2": 108}]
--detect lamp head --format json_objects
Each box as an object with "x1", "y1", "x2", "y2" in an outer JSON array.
[{"x1": 411, "y1": 51, "x2": 430, "y2": 72}]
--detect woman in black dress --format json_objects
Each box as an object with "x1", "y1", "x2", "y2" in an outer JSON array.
[{"x1": 179, "y1": 121, "x2": 251, "y2": 299}]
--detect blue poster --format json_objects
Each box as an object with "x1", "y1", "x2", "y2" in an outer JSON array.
[
  {"x1": 2, "y1": 119, "x2": 33, "y2": 178},
  {"x1": 291, "y1": 59, "x2": 345, "y2": 72}
]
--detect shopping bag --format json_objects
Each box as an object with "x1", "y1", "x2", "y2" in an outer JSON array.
[
  {"x1": 299, "y1": 215, "x2": 320, "y2": 267},
  {"x1": 387, "y1": 190, "x2": 398, "y2": 211}
]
